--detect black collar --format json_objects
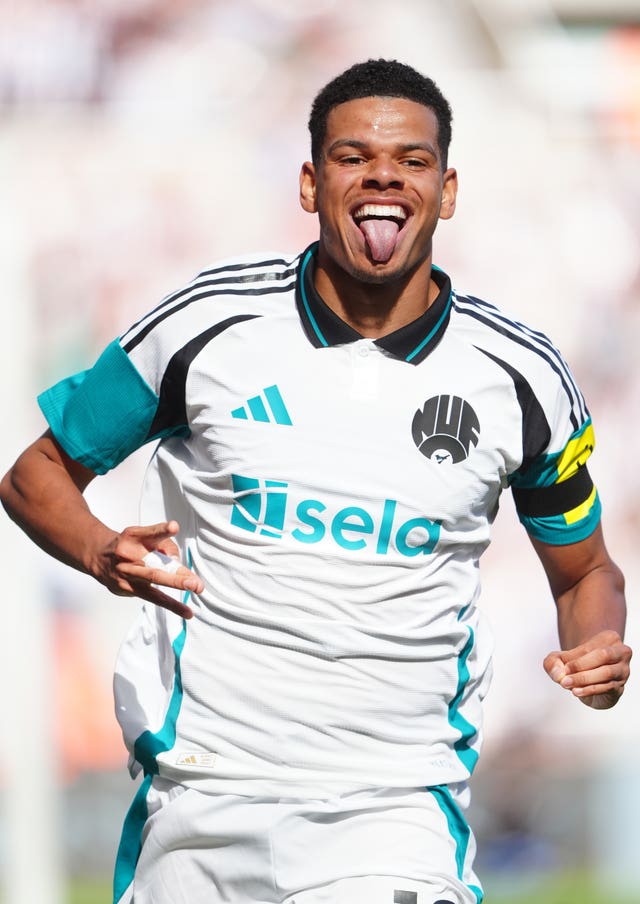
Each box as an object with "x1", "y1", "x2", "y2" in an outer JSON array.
[{"x1": 295, "y1": 242, "x2": 452, "y2": 366}]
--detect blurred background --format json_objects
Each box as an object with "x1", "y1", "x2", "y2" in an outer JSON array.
[{"x1": 0, "y1": 1, "x2": 638, "y2": 902}]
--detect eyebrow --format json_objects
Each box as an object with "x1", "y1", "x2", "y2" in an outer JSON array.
[{"x1": 325, "y1": 138, "x2": 438, "y2": 158}]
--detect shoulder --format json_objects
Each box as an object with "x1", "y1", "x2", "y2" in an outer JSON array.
[
  {"x1": 119, "y1": 250, "x2": 302, "y2": 360},
  {"x1": 450, "y1": 288, "x2": 576, "y2": 384},
  {"x1": 144, "y1": 248, "x2": 302, "y2": 318},
  {"x1": 451, "y1": 288, "x2": 556, "y2": 352},
  {"x1": 450, "y1": 285, "x2": 589, "y2": 433},
  {"x1": 191, "y1": 250, "x2": 303, "y2": 285}
]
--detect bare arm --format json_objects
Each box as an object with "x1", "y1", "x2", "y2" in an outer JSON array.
[
  {"x1": 531, "y1": 524, "x2": 631, "y2": 709},
  {"x1": 0, "y1": 430, "x2": 202, "y2": 618}
]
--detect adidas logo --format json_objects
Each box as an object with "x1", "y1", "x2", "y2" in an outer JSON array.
[{"x1": 231, "y1": 385, "x2": 292, "y2": 425}]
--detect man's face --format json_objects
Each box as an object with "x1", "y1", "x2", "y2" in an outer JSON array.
[{"x1": 300, "y1": 96, "x2": 457, "y2": 285}]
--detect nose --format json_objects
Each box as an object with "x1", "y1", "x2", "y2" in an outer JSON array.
[{"x1": 362, "y1": 155, "x2": 404, "y2": 190}]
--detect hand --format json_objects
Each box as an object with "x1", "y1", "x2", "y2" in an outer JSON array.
[
  {"x1": 544, "y1": 630, "x2": 632, "y2": 709},
  {"x1": 95, "y1": 520, "x2": 204, "y2": 619}
]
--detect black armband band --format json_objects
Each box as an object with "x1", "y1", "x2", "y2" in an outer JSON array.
[{"x1": 512, "y1": 465, "x2": 594, "y2": 518}]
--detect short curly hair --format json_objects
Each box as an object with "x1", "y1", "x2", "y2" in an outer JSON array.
[{"x1": 308, "y1": 59, "x2": 453, "y2": 169}]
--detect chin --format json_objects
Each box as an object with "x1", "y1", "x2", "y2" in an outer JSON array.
[
  {"x1": 347, "y1": 257, "x2": 411, "y2": 285},
  {"x1": 353, "y1": 268, "x2": 401, "y2": 285}
]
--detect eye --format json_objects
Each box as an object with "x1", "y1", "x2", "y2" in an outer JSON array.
[
  {"x1": 339, "y1": 154, "x2": 366, "y2": 165},
  {"x1": 402, "y1": 157, "x2": 428, "y2": 169}
]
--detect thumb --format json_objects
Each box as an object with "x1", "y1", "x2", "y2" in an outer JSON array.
[{"x1": 543, "y1": 651, "x2": 569, "y2": 684}]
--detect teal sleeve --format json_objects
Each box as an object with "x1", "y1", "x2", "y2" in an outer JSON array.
[{"x1": 38, "y1": 340, "x2": 184, "y2": 475}]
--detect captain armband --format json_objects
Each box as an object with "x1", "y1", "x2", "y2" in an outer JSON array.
[
  {"x1": 512, "y1": 465, "x2": 601, "y2": 545},
  {"x1": 512, "y1": 464, "x2": 593, "y2": 518}
]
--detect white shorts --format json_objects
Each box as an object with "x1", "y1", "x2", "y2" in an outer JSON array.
[{"x1": 114, "y1": 778, "x2": 483, "y2": 904}]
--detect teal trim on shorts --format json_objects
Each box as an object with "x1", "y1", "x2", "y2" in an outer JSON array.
[
  {"x1": 113, "y1": 773, "x2": 152, "y2": 904},
  {"x1": 429, "y1": 785, "x2": 483, "y2": 904},
  {"x1": 448, "y1": 606, "x2": 479, "y2": 774}
]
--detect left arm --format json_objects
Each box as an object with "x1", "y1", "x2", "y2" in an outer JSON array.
[{"x1": 531, "y1": 523, "x2": 632, "y2": 709}]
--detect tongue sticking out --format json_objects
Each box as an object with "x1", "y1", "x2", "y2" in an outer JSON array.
[{"x1": 359, "y1": 218, "x2": 400, "y2": 263}]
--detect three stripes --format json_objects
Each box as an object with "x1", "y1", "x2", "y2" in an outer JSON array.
[{"x1": 231, "y1": 385, "x2": 292, "y2": 425}]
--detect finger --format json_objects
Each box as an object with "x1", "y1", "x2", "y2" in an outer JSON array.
[
  {"x1": 543, "y1": 652, "x2": 569, "y2": 683},
  {"x1": 101, "y1": 573, "x2": 193, "y2": 618},
  {"x1": 560, "y1": 660, "x2": 630, "y2": 692},
  {"x1": 545, "y1": 632, "x2": 631, "y2": 683},
  {"x1": 119, "y1": 559, "x2": 198, "y2": 618},
  {"x1": 110, "y1": 534, "x2": 181, "y2": 573},
  {"x1": 558, "y1": 630, "x2": 624, "y2": 664},
  {"x1": 573, "y1": 682, "x2": 625, "y2": 699},
  {"x1": 118, "y1": 560, "x2": 205, "y2": 596},
  {"x1": 129, "y1": 581, "x2": 194, "y2": 619},
  {"x1": 142, "y1": 550, "x2": 182, "y2": 574},
  {"x1": 122, "y1": 521, "x2": 181, "y2": 545},
  {"x1": 563, "y1": 642, "x2": 631, "y2": 677}
]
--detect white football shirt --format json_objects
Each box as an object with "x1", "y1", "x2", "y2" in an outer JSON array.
[{"x1": 39, "y1": 243, "x2": 599, "y2": 795}]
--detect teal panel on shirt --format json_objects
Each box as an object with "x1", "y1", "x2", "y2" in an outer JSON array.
[{"x1": 38, "y1": 339, "x2": 182, "y2": 475}]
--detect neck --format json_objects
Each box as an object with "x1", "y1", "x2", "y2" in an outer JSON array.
[{"x1": 313, "y1": 249, "x2": 439, "y2": 339}]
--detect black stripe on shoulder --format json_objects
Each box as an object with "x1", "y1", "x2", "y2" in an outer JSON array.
[
  {"x1": 458, "y1": 294, "x2": 587, "y2": 423},
  {"x1": 476, "y1": 346, "x2": 551, "y2": 472},
  {"x1": 513, "y1": 465, "x2": 593, "y2": 518},
  {"x1": 458, "y1": 293, "x2": 562, "y2": 355},
  {"x1": 146, "y1": 314, "x2": 260, "y2": 439},
  {"x1": 148, "y1": 266, "x2": 298, "y2": 317},
  {"x1": 458, "y1": 299, "x2": 581, "y2": 431},
  {"x1": 128, "y1": 266, "x2": 298, "y2": 334},
  {"x1": 121, "y1": 257, "x2": 299, "y2": 348},
  {"x1": 123, "y1": 282, "x2": 291, "y2": 353},
  {"x1": 199, "y1": 257, "x2": 297, "y2": 277}
]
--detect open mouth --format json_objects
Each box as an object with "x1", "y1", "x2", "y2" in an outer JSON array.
[
  {"x1": 353, "y1": 203, "x2": 408, "y2": 227},
  {"x1": 352, "y1": 203, "x2": 408, "y2": 262}
]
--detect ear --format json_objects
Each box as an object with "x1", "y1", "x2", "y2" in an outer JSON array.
[
  {"x1": 438, "y1": 167, "x2": 458, "y2": 221},
  {"x1": 299, "y1": 161, "x2": 318, "y2": 214}
]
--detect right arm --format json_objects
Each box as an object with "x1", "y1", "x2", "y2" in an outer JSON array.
[{"x1": 0, "y1": 430, "x2": 201, "y2": 618}]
